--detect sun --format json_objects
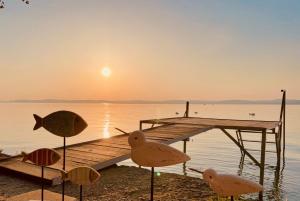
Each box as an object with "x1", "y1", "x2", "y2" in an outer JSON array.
[{"x1": 101, "y1": 67, "x2": 111, "y2": 77}]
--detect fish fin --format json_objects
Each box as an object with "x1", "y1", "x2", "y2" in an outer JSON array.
[
  {"x1": 21, "y1": 151, "x2": 27, "y2": 162},
  {"x1": 33, "y1": 114, "x2": 43, "y2": 130}
]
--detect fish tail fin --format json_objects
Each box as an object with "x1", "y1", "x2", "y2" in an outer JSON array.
[
  {"x1": 33, "y1": 114, "x2": 43, "y2": 130},
  {"x1": 21, "y1": 151, "x2": 27, "y2": 162}
]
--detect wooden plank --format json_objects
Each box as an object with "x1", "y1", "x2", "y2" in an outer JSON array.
[
  {"x1": 141, "y1": 117, "x2": 280, "y2": 130},
  {"x1": 0, "y1": 160, "x2": 62, "y2": 185}
]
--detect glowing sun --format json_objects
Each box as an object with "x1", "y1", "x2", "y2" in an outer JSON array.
[{"x1": 101, "y1": 67, "x2": 111, "y2": 77}]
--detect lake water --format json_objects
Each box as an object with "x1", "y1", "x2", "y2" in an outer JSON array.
[{"x1": 0, "y1": 103, "x2": 299, "y2": 201}]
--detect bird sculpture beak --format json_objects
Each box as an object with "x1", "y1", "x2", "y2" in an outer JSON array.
[
  {"x1": 115, "y1": 127, "x2": 129, "y2": 135},
  {"x1": 189, "y1": 168, "x2": 204, "y2": 174}
]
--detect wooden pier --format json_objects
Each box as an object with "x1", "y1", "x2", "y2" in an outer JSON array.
[{"x1": 0, "y1": 124, "x2": 212, "y2": 185}]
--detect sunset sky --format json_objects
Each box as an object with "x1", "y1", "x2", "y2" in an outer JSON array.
[{"x1": 0, "y1": 0, "x2": 299, "y2": 101}]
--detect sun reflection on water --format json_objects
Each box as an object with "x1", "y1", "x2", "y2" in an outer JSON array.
[{"x1": 103, "y1": 113, "x2": 110, "y2": 138}]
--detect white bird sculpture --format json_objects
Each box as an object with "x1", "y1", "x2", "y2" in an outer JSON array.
[
  {"x1": 190, "y1": 168, "x2": 263, "y2": 201},
  {"x1": 129, "y1": 130, "x2": 190, "y2": 201},
  {"x1": 128, "y1": 130, "x2": 190, "y2": 167}
]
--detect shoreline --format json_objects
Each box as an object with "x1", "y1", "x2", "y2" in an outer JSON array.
[{"x1": 0, "y1": 165, "x2": 216, "y2": 201}]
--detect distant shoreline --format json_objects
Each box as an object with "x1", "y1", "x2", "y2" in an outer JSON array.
[{"x1": 0, "y1": 99, "x2": 299, "y2": 105}]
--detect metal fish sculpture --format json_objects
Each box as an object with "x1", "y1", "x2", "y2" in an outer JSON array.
[
  {"x1": 62, "y1": 166, "x2": 100, "y2": 186},
  {"x1": 22, "y1": 148, "x2": 61, "y2": 166},
  {"x1": 33, "y1": 111, "x2": 88, "y2": 137}
]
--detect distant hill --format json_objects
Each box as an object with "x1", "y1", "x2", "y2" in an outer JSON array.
[{"x1": 1, "y1": 99, "x2": 299, "y2": 104}]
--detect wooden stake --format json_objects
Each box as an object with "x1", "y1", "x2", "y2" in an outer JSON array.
[
  {"x1": 184, "y1": 101, "x2": 189, "y2": 117},
  {"x1": 259, "y1": 130, "x2": 267, "y2": 201}
]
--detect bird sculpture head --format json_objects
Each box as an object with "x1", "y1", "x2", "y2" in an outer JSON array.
[
  {"x1": 203, "y1": 168, "x2": 217, "y2": 183},
  {"x1": 128, "y1": 130, "x2": 146, "y2": 148}
]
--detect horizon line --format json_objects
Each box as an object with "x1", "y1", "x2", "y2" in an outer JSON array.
[{"x1": 0, "y1": 98, "x2": 299, "y2": 105}]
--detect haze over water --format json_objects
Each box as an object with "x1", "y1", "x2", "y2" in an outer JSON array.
[{"x1": 0, "y1": 103, "x2": 298, "y2": 201}]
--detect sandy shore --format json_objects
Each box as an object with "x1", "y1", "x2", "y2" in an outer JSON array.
[{"x1": 0, "y1": 165, "x2": 218, "y2": 201}]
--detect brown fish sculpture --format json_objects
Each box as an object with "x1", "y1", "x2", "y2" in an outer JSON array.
[
  {"x1": 33, "y1": 111, "x2": 88, "y2": 137},
  {"x1": 128, "y1": 130, "x2": 190, "y2": 167},
  {"x1": 22, "y1": 148, "x2": 61, "y2": 166},
  {"x1": 62, "y1": 166, "x2": 100, "y2": 186}
]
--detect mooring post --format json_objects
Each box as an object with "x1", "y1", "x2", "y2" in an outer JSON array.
[
  {"x1": 259, "y1": 129, "x2": 267, "y2": 201},
  {"x1": 184, "y1": 101, "x2": 189, "y2": 117},
  {"x1": 183, "y1": 139, "x2": 187, "y2": 153},
  {"x1": 139, "y1": 121, "x2": 143, "y2": 131},
  {"x1": 282, "y1": 90, "x2": 286, "y2": 159}
]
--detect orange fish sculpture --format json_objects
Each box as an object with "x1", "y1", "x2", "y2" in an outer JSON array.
[
  {"x1": 33, "y1": 111, "x2": 88, "y2": 137},
  {"x1": 62, "y1": 166, "x2": 100, "y2": 186},
  {"x1": 22, "y1": 148, "x2": 61, "y2": 166}
]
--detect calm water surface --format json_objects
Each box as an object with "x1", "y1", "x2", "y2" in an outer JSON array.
[{"x1": 0, "y1": 103, "x2": 299, "y2": 201}]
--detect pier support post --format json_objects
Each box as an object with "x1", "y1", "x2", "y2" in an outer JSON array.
[
  {"x1": 183, "y1": 139, "x2": 187, "y2": 153},
  {"x1": 139, "y1": 121, "x2": 143, "y2": 131},
  {"x1": 259, "y1": 129, "x2": 267, "y2": 201},
  {"x1": 184, "y1": 101, "x2": 189, "y2": 117}
]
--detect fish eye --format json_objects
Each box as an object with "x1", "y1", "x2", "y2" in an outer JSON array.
[
  {"x1": 209, "y1": 176, "x2": 212, "y2": 179},
  {"x1": 134, "y1": 137, "x2": 138, "y2": 140}
]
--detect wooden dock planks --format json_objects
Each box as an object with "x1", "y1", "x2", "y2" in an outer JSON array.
[
  {"x1": 141, "y1": 117, "x2": 280, "y2": 131},
  {"x1": 0, "y1": 124, "x2": 212, "y2": 185}
]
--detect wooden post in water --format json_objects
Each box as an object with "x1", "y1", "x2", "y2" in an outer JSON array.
[
  {"x1": 139, "y1": 121, "x2": 143, "y2": 131},
  {"x1": 184, "y1": 101, "x2": 189, "y2": 118},
  {"x1": 259, "y1": 129, "x2": 267, "y2": 201},
  {"x1": 282, "y1": 90, "x2": 286, "y2": 159}
]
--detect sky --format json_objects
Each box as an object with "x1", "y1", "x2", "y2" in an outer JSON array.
[{"x1": 0, "y1": 0, "x2": 299, "y2": 101}]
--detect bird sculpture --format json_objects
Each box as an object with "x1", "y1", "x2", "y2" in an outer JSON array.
[
  {"x1": 190, "y1": 168, "x2": 263, "y2": 201},
  {"x1": 129, "y1": 130, "x2": 190, "y2": 201}
]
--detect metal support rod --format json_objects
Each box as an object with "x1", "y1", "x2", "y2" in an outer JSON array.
[
  {"x1": 41, "y1": 166, "x2": 44, "y2": 201},
  {"x1": 151, "y1": 167, "x2": 154, "y2": 201},
  {"x1": 184, "y1": 101, "x2": 189, "y2": 117},
  {"x1": 183, "y1": 140, "x2": 187, "y2": 154},
  {"x1": 220, "y1": 129, "x2": 261, "y2": 167},
  {"x1": 62, "y1": 137, "x2": 66, "y2": 201},
  {"x1": 231, "y1": 196, "x2": 234, "y2": 201},
  {"x1": 80, "y1": 185, "x2": 83, "y2": 201},
  {"x1": 259, "y1": 130, "x2": 267, "y2": 201}
]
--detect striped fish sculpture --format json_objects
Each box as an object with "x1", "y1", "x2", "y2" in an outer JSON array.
[
  {"x1": 22, "y1": 148, "x2": 61, "y2": 166},
  {"x1": 33, "y1": 110, "x2": 88, "y2": 137},
  {"x1": 62, "y1": 166, "x2": 100, "y2": 186}
]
